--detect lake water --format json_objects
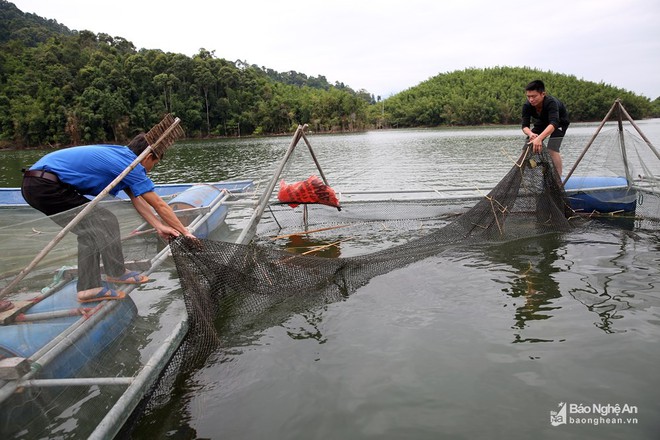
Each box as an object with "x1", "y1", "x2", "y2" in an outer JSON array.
[{"x1": 2, "y1": 120, "x2": 660, "y2": 439}]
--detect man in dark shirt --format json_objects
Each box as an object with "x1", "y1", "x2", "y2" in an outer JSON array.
[{"x1": 522, "y1": 80, "x2": 570, "y2": 176}]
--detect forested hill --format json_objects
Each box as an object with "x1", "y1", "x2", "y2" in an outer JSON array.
[
  {"x1": 0, "y1": 0, "x2": 73, "y2": 45},
  {"x1": 1, "y1": 1, "x2": 657, "y2": 149},
  {"x1": 0, "y1": 1, "x2": 373, "y2": 148},
  {"x1": 381, "y1": 67, "x2": 656, "y2": 128}
]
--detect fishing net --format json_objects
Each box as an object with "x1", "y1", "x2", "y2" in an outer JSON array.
[
  {"x1": 149, "y1": 126, "x2": 660, "y2": 430},
  {"x1": 164, "y1": 146, "x2": 572, "y2": 367}
]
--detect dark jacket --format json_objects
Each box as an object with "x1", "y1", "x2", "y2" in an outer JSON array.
[{"x1": 522, "y1": 95, "x2": 570, "y2": 136}]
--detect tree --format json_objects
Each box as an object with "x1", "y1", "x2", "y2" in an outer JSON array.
[{"x1": 192, "y1": 50, "x2": 217, "y2": 136}]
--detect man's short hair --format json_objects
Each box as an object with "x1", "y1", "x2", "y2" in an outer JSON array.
[
  {"x1": 127, "y1": 133, "x2": 164, "y2": 160},
  {"x1": 525, "y1": 80, "x2": 545, "y2": 93}
]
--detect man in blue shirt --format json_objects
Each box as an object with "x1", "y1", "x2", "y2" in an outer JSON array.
[
  {"x1": 21, "y1": 134, "x2": 195, "y2": 302},
  {"x1": 522, "y1": 80, "x2": 570, "y2": 176}
]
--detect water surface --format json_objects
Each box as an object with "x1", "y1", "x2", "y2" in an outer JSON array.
[{"x1": 2, "y1": 121, "x2": 660, "y2": 439}]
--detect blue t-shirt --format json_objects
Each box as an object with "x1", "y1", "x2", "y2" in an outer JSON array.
[{"x1": 30, "y1": 144, "x2": 155, "y2": 197}]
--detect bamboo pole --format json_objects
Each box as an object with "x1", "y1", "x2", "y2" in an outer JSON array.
[
  {"x1": 235, "y1": 125, "x2": 306, "y2": 245},
  {"x1": 24, "y1": 377, "x2": 134, "y2": 388},
  {"x1": 300, "y1": 237, "x2": 353, "y2": 255},
  {"x1": 88, "y1": 319, "x2": 188, "y2": 440},
  {"x1": 617, "y1": 102, "x2": 660, "y2": 161},
  {"x1": 616, "y1": 103, "x2": 632, "y2": 185},
  {"x1": 300, "y1": 130, "x2": 329, "y2": 185},
  {"x1": 563, "y1": 100, "x2": 619, "y2": 186},
  {"x1": 14, "y1": 307, "x2": 93, "y2": 323}
]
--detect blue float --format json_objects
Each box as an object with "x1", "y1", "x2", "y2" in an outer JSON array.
[
  {"x1": 168, "y1": 184, "x2": 229, "y2": 238},
  {"x1": 564, "y1": 176, "x2": 636, "y2": 213}
]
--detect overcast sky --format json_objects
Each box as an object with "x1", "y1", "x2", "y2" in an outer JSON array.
[{"x1": 12, "y1": 0, "x2": 660, "y2": 100}]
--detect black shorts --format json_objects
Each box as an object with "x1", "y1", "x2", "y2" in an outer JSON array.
[{"x1": 547, "y1": 124, "x2": 568, "y2": 152}]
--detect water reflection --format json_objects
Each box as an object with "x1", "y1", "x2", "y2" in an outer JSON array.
[
  {"x1": 281, "y1": 308, "x2": 328, "y2": 344},
  {"x1": 564, "y1": 225, "x2": 644, "y2": 334},
  {"x1": 284, "y1": 234, "x2": 343, "y2": 258},
  {"x1": 483, "y1": 223, "x2": 658, "y2": 339},
  {"x1": 483, "y1": 234, "x2": 564, "y2": 342}
]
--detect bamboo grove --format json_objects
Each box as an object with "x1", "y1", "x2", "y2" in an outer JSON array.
[
  {"x1": 1, "y1": 1, "x2": 658, "y2": 149},
  {"x1": 381, "y1": 67, "x2": 657, "y2": 128}
]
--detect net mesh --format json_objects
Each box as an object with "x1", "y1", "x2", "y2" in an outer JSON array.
[
  {"x1": 154, "y1": 130, "x2": 660, "y2": 423},
  {"x1": 165, "y1": 147, "x2": 572, "y2": 368}
]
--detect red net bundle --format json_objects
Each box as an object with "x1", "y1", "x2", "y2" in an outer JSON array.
[{"x1": 277, "y1": 175, "x2": 341, "y2": 210}]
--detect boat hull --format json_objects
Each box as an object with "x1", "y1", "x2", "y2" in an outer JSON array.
[
  {"x1": 0, "y1": 180, "x2": 254, "y2": 207},
  {"x1": 564, "y1": 176, "x2": 636, "y2": 213},
  {"x1": 0, "y1": 280, "x2": 137, "y2": 379}
]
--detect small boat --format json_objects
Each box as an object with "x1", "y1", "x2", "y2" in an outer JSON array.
[
  {"x1": 0, "y1": 180, "x2": 255, "y2": 374},
  {"x1": 0, "y1": 180, "x2": 254, "y2": 208},
  {"x1": 0, "y1": 179, "x2": 256, "y2": 439},
  {"x1": 0, "y1": 279, "x2": 137, "y2": 379}
]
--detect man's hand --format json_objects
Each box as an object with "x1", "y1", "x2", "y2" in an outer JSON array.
[
  {"x1": 156, "y1": 225, "x2": 181, "y2": 240},
  {"x1": 528, "y1": 135, "x2": 543, "y2": 153}
]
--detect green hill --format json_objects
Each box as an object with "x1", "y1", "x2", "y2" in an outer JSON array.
[
  {"x1": 0, "y1": 0, "x2": 73, "y2": 46},
  {"x1": 376, "y1": 66, "x2": 654, "y2": 128},
  {"x1": 0, "y1": 1, "x2": 371, "y2": 148}
]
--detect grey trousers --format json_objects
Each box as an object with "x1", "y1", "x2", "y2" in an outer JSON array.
[{"x1": 21, "y1": 175, "x2": 125, "y2": 291}]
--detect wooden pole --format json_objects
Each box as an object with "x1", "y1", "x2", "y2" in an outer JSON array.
[
  {"x1": 617, "y1": 102, "x2": 660, "y2": 161},
  {"x1": 300, "y1": 237, "x2": 353, "y2": 255},
  {"x1": 616, "y1": 102, "x2": 633, "y2": 185},
  {"x1": 562, "y1": 100, "x2": 618, "y2": 186},
  {"x1": 270, "y1": 224, "x2": 351, "y2": 240},
  {"x1": 300, "y1": 131, "x2": 330, "y2": 186},
  {"x1": 235, "y1": 125, "x2": 305, "y2": 245}
]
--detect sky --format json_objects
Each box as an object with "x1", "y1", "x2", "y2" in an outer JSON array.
[{"x1": 11, "y1": 0, "x2": 660, "y2": 100}]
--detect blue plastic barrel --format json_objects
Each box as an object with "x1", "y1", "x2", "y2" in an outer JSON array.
[
  {"x1": 564, "y1": 176, "x2": 636, "y2": 213},
  {"x1": 168, "y1": 184, "x2": 228, "y2": 238}
]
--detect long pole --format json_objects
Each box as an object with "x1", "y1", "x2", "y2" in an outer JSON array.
[
  {"x1": 562, "y1": 101, "x2": 618, "y2": 186},
  {"x1": 617, "y1": 103, "x2": 660, "y2": 161},
  {"x1": 616, "y1": 103, "x2": 632, "y2": 185},
  {"x1": 0, "y1": 119, "x2": 181, "y2": 298},
  {"x1": 300, "y1": 131, "x2": 330, "y2": 186},
  {"x1": 235, "y1": 125, "x2": 305, "y2": 245}
]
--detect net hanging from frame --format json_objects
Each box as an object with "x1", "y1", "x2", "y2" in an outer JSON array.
[{"x1": 168, "y1": 146, "x2": 573, "y2": 368}]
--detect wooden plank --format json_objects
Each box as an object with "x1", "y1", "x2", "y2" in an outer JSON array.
[{"x1": 0, "y1": 300, "x2": 33, "y2": 325}]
